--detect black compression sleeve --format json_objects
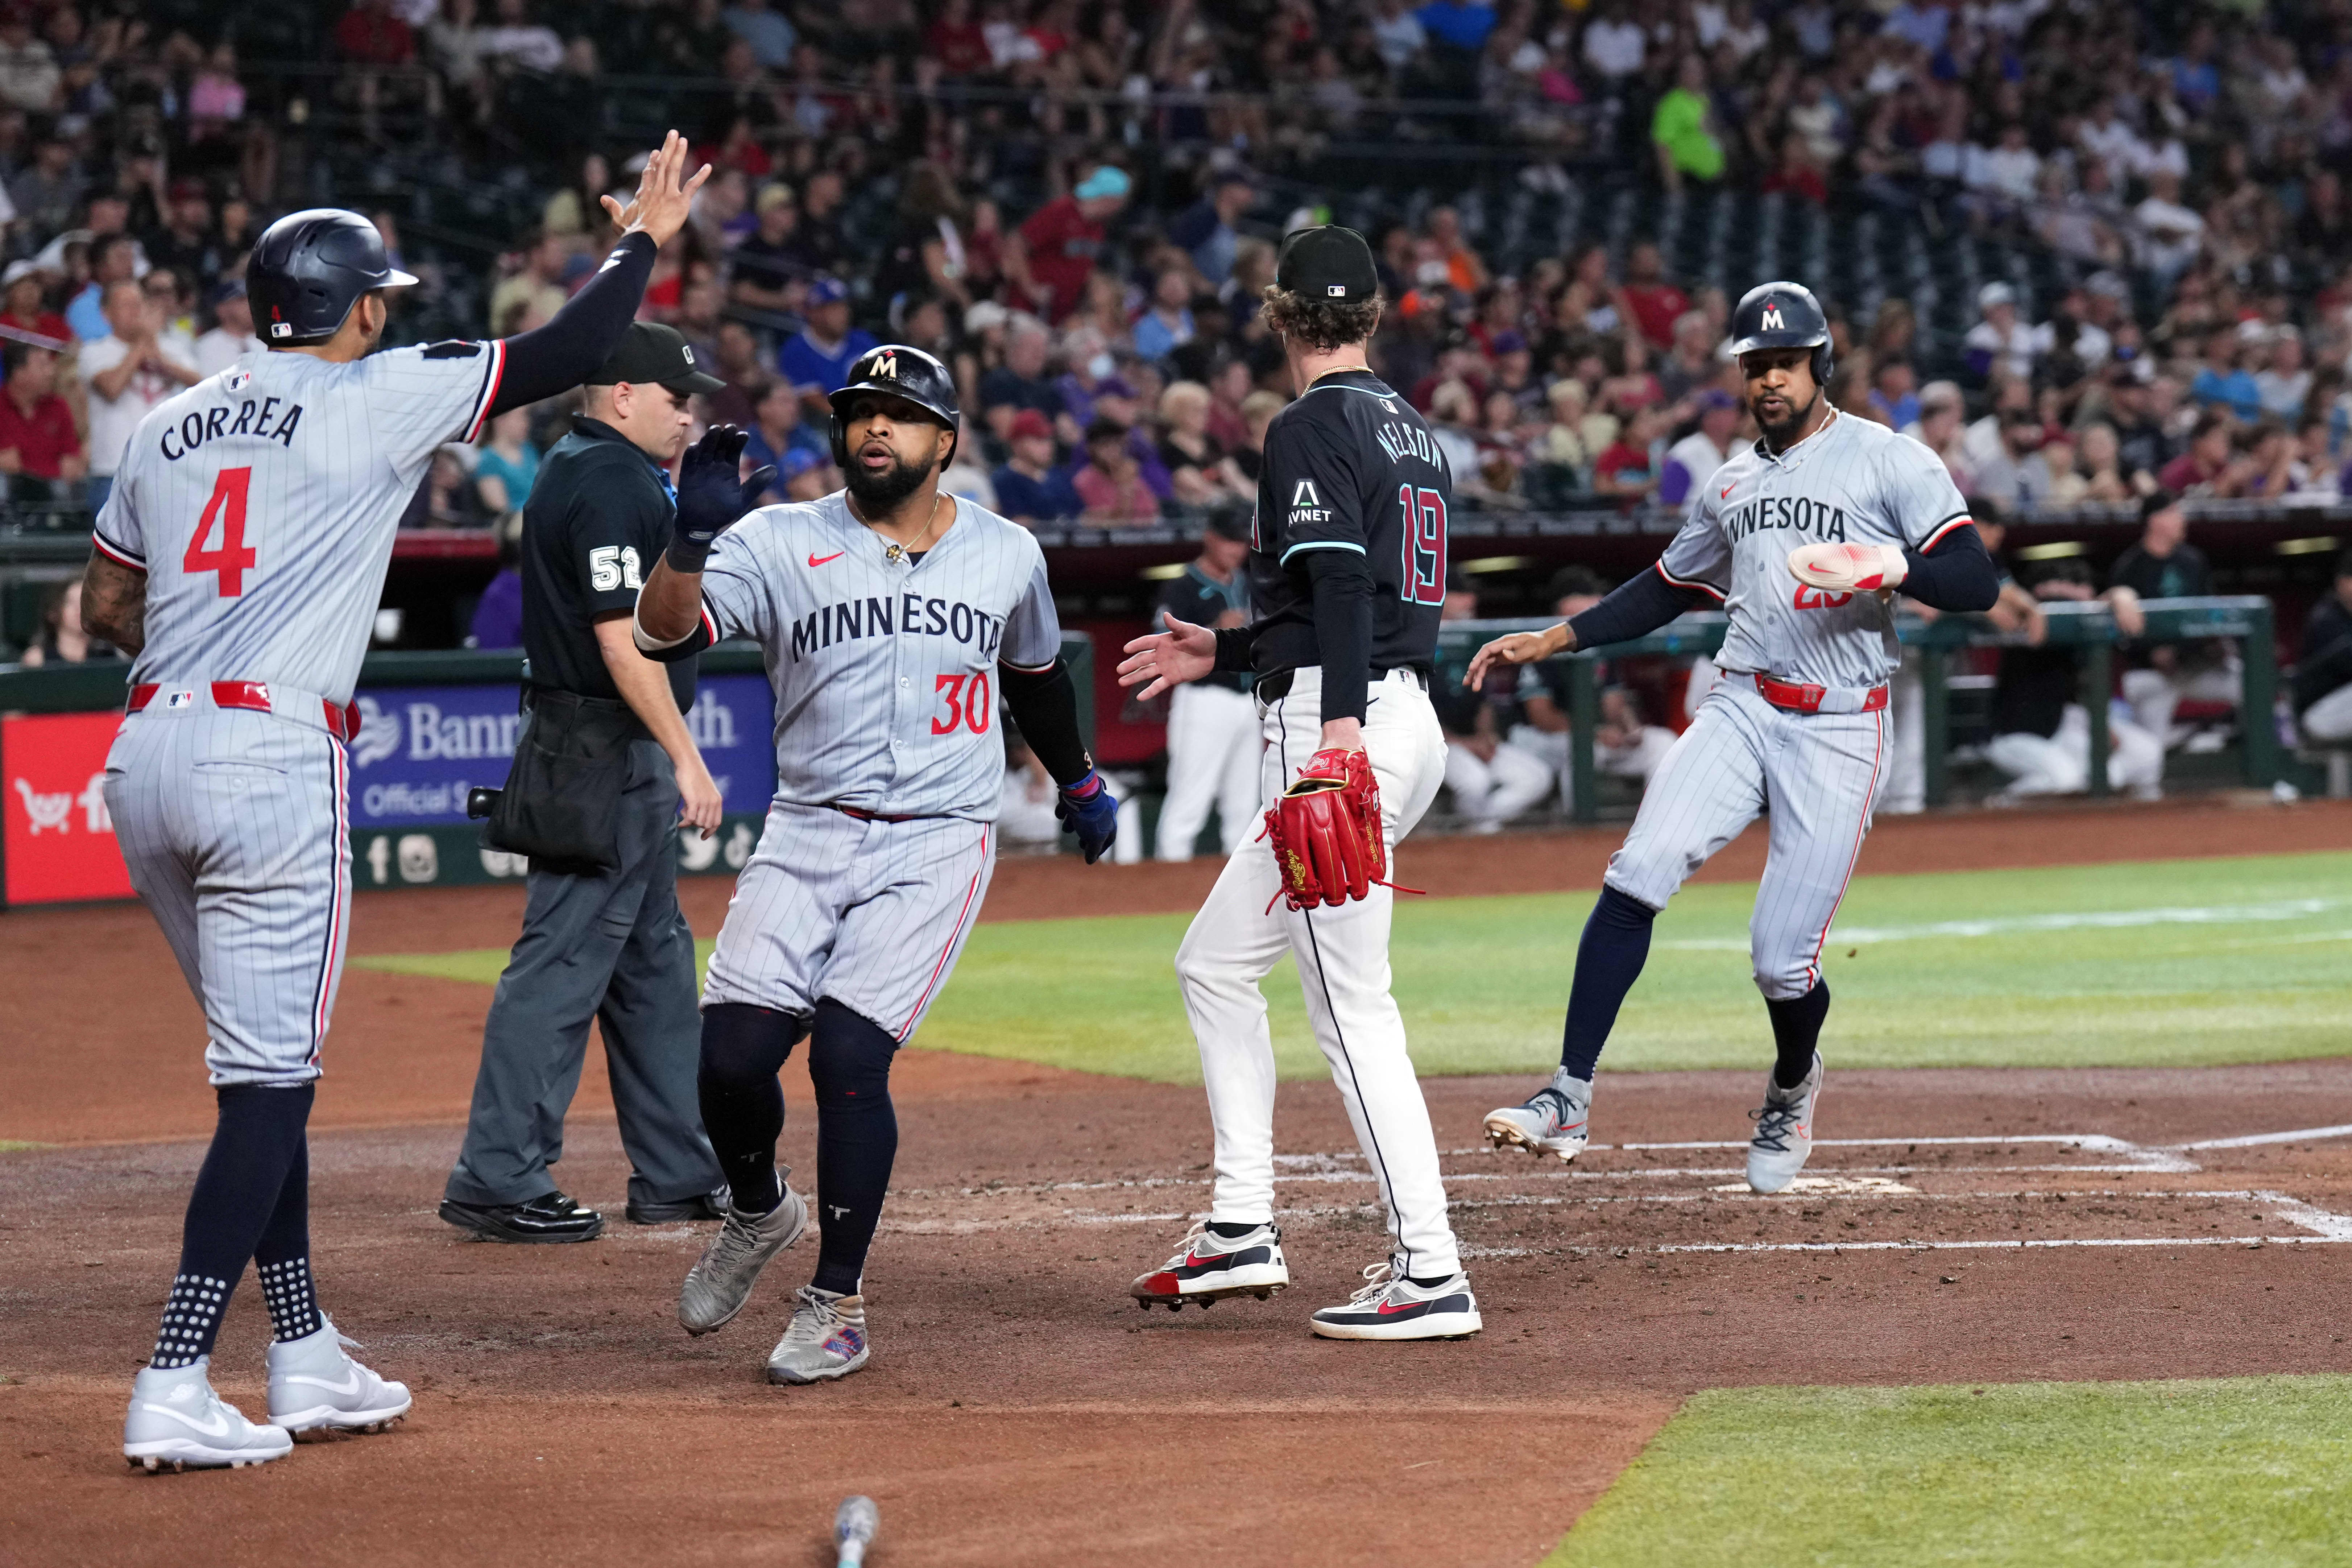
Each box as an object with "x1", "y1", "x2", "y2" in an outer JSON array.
[
  {"x1": 1212, "y1": 625, "x2": 1257, "y2": 672},
  {"x1": 1900, "y1": 524, "x2": 2001, "y2": 612},
  {"x1": 999, "y1": 657, "x2": 1093, "y2": 786},
  {"x1": 489, "y1": 233, "x2": 657, "y2": 414},
  {"x1": 1567, "y1": 566, "x2": 1706, "y2": 651},
  {"x1": 1306, "y1": 548, "x2": 1375, "y2": 724}
]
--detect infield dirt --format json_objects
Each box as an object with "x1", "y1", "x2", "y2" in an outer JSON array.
[{"x1": 6, "y1": 797, "x2": 2352, "y2": 1565}]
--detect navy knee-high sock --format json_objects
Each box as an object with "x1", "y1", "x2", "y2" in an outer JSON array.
[
  {"x1": 253, "y1": 1133, "x2": 323, "y2": 1342},
  {"x1": 151, "y1": 1084, "x2": 314, "y2": 1369},
  {"x1": 1765, "y1": 980, "x2": 1831, "y2": 1089},
  {"x1": 807, "y1": 999, "x2": 898, "y2": 1297},
  {"x1": 1560, "y1": 886, "x2": 1659, "y2": 1080},
  {"x1": 697, "y1": 1003, "x2": 807, "y2": 1215}
]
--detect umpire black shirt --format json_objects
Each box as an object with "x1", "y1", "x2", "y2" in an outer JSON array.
[{"x1": 521, "y1": 415, "x2": 696, "y2": 712}]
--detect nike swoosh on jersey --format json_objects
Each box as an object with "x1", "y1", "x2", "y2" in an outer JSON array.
[
  {"x1": 137, "y1": 1402, "x2": 232, "y2": 1437},
  {"x1": 808, "y1": 551, "x2": 844, "y2": 567}
]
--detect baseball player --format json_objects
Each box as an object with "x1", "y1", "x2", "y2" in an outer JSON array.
[
  {"x1": 1474, "y1": 282, "x2": 1998, "y2": 1192},
  {"x1": 630, "y1": 344, "x2": 1114, "y2": 1385},
  {"x1": 87, "y1": 133, "x2": 709, "y2": 1470},
  {"x1": 1115, "y1": 226, "x2": 1480, "y2": 1341}
]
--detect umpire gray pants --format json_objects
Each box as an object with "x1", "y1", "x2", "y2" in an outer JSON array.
[{"x1": 444, "y1": 739, "x2": 722, "y2": 1210}]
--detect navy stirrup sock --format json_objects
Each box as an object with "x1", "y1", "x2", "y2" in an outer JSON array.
[
  {"x1": 1560, "y1": 885, "x2": 1658, "y2": 1080},
  {"x1": 1765, "y1": 980, "x2": 1831, "y2": 1089}
]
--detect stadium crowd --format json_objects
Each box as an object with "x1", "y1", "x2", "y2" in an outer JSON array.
[{"x1": 8, "y1": 0, "x2": 2352, "y2": 820}]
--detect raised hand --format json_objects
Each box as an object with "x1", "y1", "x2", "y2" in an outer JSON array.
[
  {"x1": 602, "y1": 130, "x2": 713, "y2": 249},
  {"x1": 1465, "y1": 625, "x2": 1567, "y2": 688},
  {"x1": 669, "y1": 425, "x2": 770, "y2": 571},
  {"x1": 1117, "y1": 615, "x2": 1218, "y2": 701}
]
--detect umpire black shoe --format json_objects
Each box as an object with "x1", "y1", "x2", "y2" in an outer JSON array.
[
  {"x1": 625, "y1": 1184, "x2": 732, "y2": 1225},
  {"x1": 438, "y1": 1191, "x2": 605, "y2": 1244}
]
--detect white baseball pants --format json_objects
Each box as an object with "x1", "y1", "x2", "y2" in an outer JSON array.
[
  {"x1": 1174, "y1": 666, "x2": 1460, "y2": 1279},
  {"x1": 1444, "y1": 736, "x2": 1553, "y2": 829},
  {"x1": 1987, "y1": 705, "x2": 2164, "y2": 797},
  {"x1": 1156, "y1": 681, "x2": 1262, "y2": 860}
]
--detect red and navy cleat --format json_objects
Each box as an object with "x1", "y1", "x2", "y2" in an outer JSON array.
[
  {"x1": 1308, "y1": 1259, "x2": 1482, "y2": 1341},
  {"x1": 1131, "y1": 1220, "x2": 1289, "y2": 1311}
]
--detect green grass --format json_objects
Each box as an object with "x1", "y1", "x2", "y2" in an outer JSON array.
[
  {"x1": 0, "y1": 1141, "x2": 48, "y2": 1153},
  {"x1": 356, "y1": 851, "x2": 2352, "y2": 1083},
  {"x1": 1547, "y1": 1375, "x2": 2352, "y2": 1567}
]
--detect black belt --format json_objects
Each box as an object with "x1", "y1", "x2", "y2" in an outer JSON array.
[
  {"x1": 524, "y1": 684, "x2": 651, "y2": 742},
  {"x1": 1254, "y1": 666, "x2": 1429, "y2": 704}
]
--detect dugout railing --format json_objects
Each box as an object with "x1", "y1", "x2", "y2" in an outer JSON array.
[{"x1": 1438, "y1": 596, "x2": 2281, "y2": 822}]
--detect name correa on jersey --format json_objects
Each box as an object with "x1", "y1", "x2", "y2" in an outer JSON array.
[
  {"x1": 156, "y1": 393, "x2": 305, "y2": 460},
  {"x1": 786, "y1": 593, "x2": 1010, "y2": 664}
]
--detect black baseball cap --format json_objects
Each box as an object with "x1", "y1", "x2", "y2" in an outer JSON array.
[
  {"x1": 1276, "y1": 224, "x2": 1379, "y2": 304},
  {"x1": 586, "y1": 321, "x2": 726, "y2": 394}
]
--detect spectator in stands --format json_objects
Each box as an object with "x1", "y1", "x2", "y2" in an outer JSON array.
[
  {"x1": 1438, "y1": 579, "x2": 1552, "y2": 833},
  {"x1": 1904, "y1": 380, "x2": 1972, "y2": 490},
  {"x1": 937, "y1": 417, "x2": 998, "y2": 511},
  {"x1": 80, "y1": 278, "x2": 197, "y2": 510},
  {"x1": 722, "y1": 0, "x2": 795, "y2": 70},
  {"x1": 1073, "y1": 418, "x2": 1155, "y2": 523},
  {"x1": 702, "y1": 319, "x2": 765, "y2": 428},
  {"x1": 2294, "y1": 549, "x2": 2352, "y2": 744},
  {"x1": 776, "y1": 277, "x2": 876, "y2": 409},
  {"x1": 1151, "y1": 511, "x2": 1256, "y2": 860},
  {"x1": 1964, "y1": 284, "x2": 2045, "y2": 383},
  {"x1": 1156, "y1": 380, "x2": 1249, "y2": 509},
  {"x1": 1962, "y1": 372, "x2": 2032, "y2": 472},
  {"x1": 1009, "y1": 164, "x2": 1128, "y2": 324},
  {"x1": 1867, "y1": 357, "x2": 1918, "y2": 430},
  {"x1": 1651, "y1": 54, "x2": 1724, "y2": 193},
  {"x1": 1656, "y1": 310, "x2": 1721, "y2": 404},
  {"x1": 1971, "y1": 406, "x2": 2054, "y2": 510},
  {"x1": 2070, "y1": 423, "x2": 2135, "y2": 505},
  {"x1": 0, "y1": 342, "x2": 80, "y2": 498},
  {"x1": 728, "y1": 183, "x2": 803, "y2": 314},
  {"x1": 488, "y1": 231, "x2": 570, "y2": 338},
  {"x1": 473, "y1": 408, "x2": 541, "y2": 516},
  {"x1": 2189, "y1": 328, "x2": 2264, "y2": 422},
  {"x1": 1987, "y1": 557, "x2": 2162, "y2": 801},
  {"x1": 467, "y1": 514, "x2": 525, "y2": 652},
  {"x1": 1424, "y1": 205, "x2": 1489, "y2": 293},
  {"x1": 68, "y1": 232, "x2": 139, "y2": 342},
  {"x1": 2256, "y1": 327, "x2": 2312, "y2": 421},
  {"x1": 2110, "y1": 491, "x2": 2236, "y2": 751},
  {"x1": 1617, "y1": 241, "x2": 1689, "y2": 350},
  {"x1": 192, "y1": 280, "x2": 261, "y2": 377},
  {"x1": 1592, "y1": 403, "x2": 1665, "y2": 502},
  {"x1": 980, "y1": 316, "x2": 1064, "y2": 440},
  {"x1": 2158, "y1": 411, "x2": 2248, "y2": 497},
  {"x1": 1168, "y1": 172, "x2": 1253, "y2": 286},
  {"x1": 16, "y1": 578, "x2": 121, "y2": 667},
  {"x1": 742, "y1": 377, "x2": 825, "y2": 488},
  {"x1": 0, "y1": 261, "x2": 63, "y2": 346},
  {"x1": 410, "y1": 446, "x2": 491, "y2": 530},
  {"x1": 1132, "y1": 268, "x2": 1196, "y2": 364},
  {"x1": 9, "y1": 132, "x2": 78, "y2": 240},
  {"x1": 1231, "y1": 388, "x2": 1284, "y2": 484},
  {"x1": 990, "y1": 409, "x2": 1081, "y2": 523},
  {"x1": 2133, "y1": 169, "x2": 2206, "y2": 285},
  {"x1": 1659, "y1": 388, "x2": 1739, "y2": 506},
  {"x1": 780, "y1": 445, "x2": 834, "y2": 503}
]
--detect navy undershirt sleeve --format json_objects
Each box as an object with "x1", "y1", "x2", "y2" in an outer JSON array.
[
  {"x1": 1900, "y1": 523, "x2": 2000, "y2": 612},
  {"x1": 1566, "y1": 567, "x2": 1706, "y2": 651}
]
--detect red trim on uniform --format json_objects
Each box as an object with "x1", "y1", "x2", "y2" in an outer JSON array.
[
  {"x1": 463, "y1": 339, "x2": 507, "y2": 443},
  {"x1": 897, "y1": 823, "x2": 990, "y2": 1041},
  {"x1": 310, "y1": 738, "x2": 351, "y2": 1062},
  {"x1": 91, "y1": 531, "x2": 146, "y2": 571},
  {"x1": 1803, "y1": 706, "x2": 1885, "y2": 991},
  {"x1": 1917, "y1": 515, "x2": 1973, "y2": 553},
  {"x1": 1654, "y1": 559, "x2": 1726, "y2": 603},
  {"x1": 699, "y1": 603, "x2": 719, "y2": 646}
]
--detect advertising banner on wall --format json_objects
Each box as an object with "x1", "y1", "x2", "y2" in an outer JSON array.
[{"x1": 3, "y1": 710, "x2": 134, "y2": 905}]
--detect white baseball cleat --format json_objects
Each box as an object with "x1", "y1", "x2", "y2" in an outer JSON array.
[
  {"x1": 679, "y1": 1178, "x2": 809, "y2": 1336},
  {"x1": 267, "y1": 1316, "x2": 412, "y2": 1435},
  {"x1": 1747, "y1": 1052, "x2": 1824, "y2": 1194},
  {"x1": 1484, "y1": 1067, "x2": 1593, "y2": 1162},
  {"x1": 1308, "y1": 1259, "x2": 1482, "y2": 1341},
  {"x1": 767, "y1": 1286, "x2": 870, "y2": 1384},
  {"x1": 1130, "y1": 1219, "x2": 1289, "y2": 1310},
  {"x1": 124, "y1": 1359, "x2": 294, "y2": 1472}
]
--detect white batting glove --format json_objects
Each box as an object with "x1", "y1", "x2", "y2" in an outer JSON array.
[{"x1": 1788, "y1": 542, "x2": 1908, "y2": 593}]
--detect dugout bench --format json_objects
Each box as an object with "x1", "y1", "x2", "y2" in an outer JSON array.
[{"x1": 1437, "y1": 595, "x2": 2281, "y2": 822}]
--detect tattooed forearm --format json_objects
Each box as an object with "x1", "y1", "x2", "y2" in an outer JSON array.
[{"x1": 80, "y1": 551, "x2": 147, "y2": 655}]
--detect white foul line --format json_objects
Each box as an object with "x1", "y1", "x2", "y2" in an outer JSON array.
[{"x1": 2175, "y1": 1123, "x2": 2352, "y2": 1152}]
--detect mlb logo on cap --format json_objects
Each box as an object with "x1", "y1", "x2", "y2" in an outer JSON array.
[{"x1": 1326, "y1": 285, "x2": 1345, "y2": 297}]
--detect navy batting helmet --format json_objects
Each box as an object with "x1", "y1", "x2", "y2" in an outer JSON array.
[
  {"x1": 246, "y1": 208, "x2": 418, "y2": 346},
  {"x1": 828, "y1": 344, "x2": 961, "y2": 468},
  {"x1": 1728, "y1": 281, "x2": 1834, "y2": 389}
]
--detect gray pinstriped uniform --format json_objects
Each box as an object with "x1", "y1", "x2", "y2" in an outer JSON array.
[
  {"x1": 1609, "y1": 410, "x2": 1971, "y2": 999},
  {"x1": 97, "y1": 343, "x2": 505, "y2": 1084},
  {"x1": 692, "y1": 492, "x2": 1061, "y2": 1038}
]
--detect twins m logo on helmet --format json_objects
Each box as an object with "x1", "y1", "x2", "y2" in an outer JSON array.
[
  {"x1": 871, "y1": 351, "x2": 898, "y2": 379},
  {"x1": 1760, "y1": 302, "x2": 1785, "y2": 331}
]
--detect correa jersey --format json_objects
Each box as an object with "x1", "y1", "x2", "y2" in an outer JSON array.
[
  {"x1": 1247, "y1": 368, "x2": 1449, "y2": 675},
  {"x1": 93, "y1": 340, "x2": 507, "y2": 704},
  {"x1": 695, "y1": 491, "x2": 1061, "y2": 821},
  {"x1": 1655, "y1": 407, "x2": 1970, "y2": 689}
]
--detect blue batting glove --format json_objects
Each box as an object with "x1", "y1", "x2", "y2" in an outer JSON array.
[
  {"x1": 1053, "y1": 768, "x2": 1118, "y2": 865},
  {"x1": 669, "y1": 425, "x2": 773, "y2": 571}
]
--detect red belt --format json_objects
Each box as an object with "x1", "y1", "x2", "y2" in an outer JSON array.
[
  {"x1": 1751, "y1": 673, "x2": 1888, "y2": 715},
  {"x1": 828, "y1": 802, "x2": 919, "y2": 823},
  {"x1": 129, "y1": 681, "x2": 362, "y2": 743}
]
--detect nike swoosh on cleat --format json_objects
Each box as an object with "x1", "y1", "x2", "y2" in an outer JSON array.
[
  {"x1": 808, "y1": 551, "x2": 845, "y2": 567},
  {"x1": 286, "y1": 1369, "x2": 364, "y2": 1397},
  {"x1": 138, "y1": 1404, "x2": 231, "y2": 1437}
]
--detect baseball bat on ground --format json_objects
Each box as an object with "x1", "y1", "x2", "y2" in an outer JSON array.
[{"x1": 835, "y1": 1495, "x2": 879, "y2": 1566}]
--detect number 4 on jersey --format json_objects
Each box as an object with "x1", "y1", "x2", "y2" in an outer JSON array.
[{"x1": 184, "y1": 467, "x2": 257, "y2": 597}]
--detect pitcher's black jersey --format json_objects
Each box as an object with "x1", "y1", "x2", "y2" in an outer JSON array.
[{"x1": 1246, "y1": 368, "x2": 1450, "y2": 675}]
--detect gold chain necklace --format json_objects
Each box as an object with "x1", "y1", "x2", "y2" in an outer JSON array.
[{"x1": 855, "y1": 490, "x2": 949, "y2": 564}]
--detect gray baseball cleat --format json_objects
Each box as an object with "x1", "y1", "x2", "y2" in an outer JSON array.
[
  {"x1": 124, "y1": 1359, "x2": 294, "y2": 1472},
  {"x1": 267, "y1": 1316, "x2": 412, "y2": 1435},
  {"x1": 1484, "y1": 1067, "x2": 1593, "y2": 1162},
  {"x1": 678, "y1": 1177, "x2": 809, "y2": 1336},
  {"x1": 767, "y1": 1286, "x2": 870, "y2": 1384},
  {"x1": 1747, "y1": 1053, "x2": 1824, "y2": 1194}
]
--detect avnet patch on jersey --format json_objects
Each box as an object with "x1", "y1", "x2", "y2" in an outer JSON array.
[{"x1": 1285, "y1": 478, "x2": 1333, "y2": 527}]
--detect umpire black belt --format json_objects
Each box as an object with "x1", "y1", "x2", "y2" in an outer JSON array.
[{"x1": 1253, "y1": 665, "x2": 1429, "y2": 704}]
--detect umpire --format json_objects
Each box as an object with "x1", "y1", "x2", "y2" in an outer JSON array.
[{"x1": 441, "y1": 322, "x2": 733, "y2": 1242}]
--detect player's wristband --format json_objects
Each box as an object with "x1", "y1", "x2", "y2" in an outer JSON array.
[
  {"x1": 665, "y1": 534, "x2": 716, "y2": 574},
  {"x1": 1058, "y1": 766, "x2": 1104, "y2": 802}
]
